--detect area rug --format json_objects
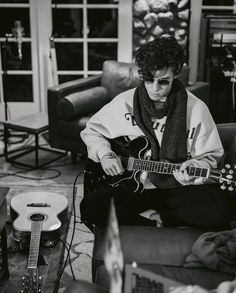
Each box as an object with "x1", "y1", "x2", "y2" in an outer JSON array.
[{"x1": 0, "y1": 185, "x2": 75, "y2": 293}]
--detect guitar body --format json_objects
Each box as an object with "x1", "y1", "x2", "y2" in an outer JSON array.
[
  {"x1": 10, "y1": 192, "x2": 68, "y2": 242},
  {"x1": 84, "y1": 136, "x2": 150, "y2": 194}
]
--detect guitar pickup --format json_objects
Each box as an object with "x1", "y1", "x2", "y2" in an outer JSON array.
[
  {"x1": 127, "y1": 157, "x2": 135, "y2": 171},
  {"x1": 27, "y1": 203, "x2": 51, "y2": 207}
]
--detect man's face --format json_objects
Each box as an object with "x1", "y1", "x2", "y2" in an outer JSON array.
[{"x1": 144, "y1": 67, "x2": 175, "y2": 101}]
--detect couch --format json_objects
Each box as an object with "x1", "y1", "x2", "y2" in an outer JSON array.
[
  {"x1": 47, "y1": 60, "x2": 210, "y2": 162},
  {"x1": 64, "y1": 122, "x2": 236, "y2": 293}
]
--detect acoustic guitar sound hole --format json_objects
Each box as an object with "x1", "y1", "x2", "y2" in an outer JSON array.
[{"x1": 30, "y1": 214, "x2": 45, "y2": 222}]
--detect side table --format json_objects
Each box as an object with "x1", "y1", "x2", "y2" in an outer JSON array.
[
  {"x1": 3, "y1": 113, "x2": 66, "y2": 168},
  {"x1": 0, "y1": 187, "x2": 9, "y2": 280}
]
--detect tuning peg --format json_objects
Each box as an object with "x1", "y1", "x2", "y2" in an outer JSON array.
[
  {"x1": 228, "y1": 186, "x2": 234, "y2": 192},
  {"x1": 229, "y1": 169, "x2": 234, "y2": 174},
  {"x1": 221, "y1": 168, "x2": 226, "y2": 173},
  {"x1": 225, "y1": 164, "x2": 231, "y2": 169},
  {"x1": 221, "y1": 184, "x2": 227, "y2": 190}
]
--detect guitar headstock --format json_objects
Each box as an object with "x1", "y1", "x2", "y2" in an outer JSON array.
[
  {"x1": 20, "y1": 268, "x2": 42, "y2": 293},
  {"x1": 219, "y1": 164, "x2": 236, "y2": 192}
]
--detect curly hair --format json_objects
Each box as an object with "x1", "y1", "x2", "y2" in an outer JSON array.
[{"x1": 135, "y1": 36, "x2": 185, "y2": 81}]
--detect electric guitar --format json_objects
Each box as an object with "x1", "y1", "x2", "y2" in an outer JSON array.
[
  {"x1": 10, "y1": 192, "x2": 68, "y2": 293},
  {"x1": 84, "y1": 136, "x2": 236, "y2": 194}
]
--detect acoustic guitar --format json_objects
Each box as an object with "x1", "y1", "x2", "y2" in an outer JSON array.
[
  {"x1": 10, "y1": 192, "x2": 68, "y2": 293},
  {"x1": 84, "y1": 136, "x2": 236, "y2": 193}
]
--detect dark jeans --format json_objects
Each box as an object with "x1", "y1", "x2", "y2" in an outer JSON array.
[{"x1": 80, "y1": 184, "x2": 233, "y2": 230}]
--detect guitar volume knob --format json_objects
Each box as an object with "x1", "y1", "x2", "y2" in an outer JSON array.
[{"x1": 221, "y1": 184, "x2": 226, "y2": 190}]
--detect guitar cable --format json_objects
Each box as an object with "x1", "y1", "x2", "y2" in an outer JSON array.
[
  {"x1": 0, "y1": 166, "x2": 61, "y2": 180},
  {"x1": 59, "y1": 238, "x2": 76, "y2": 280},
  {"x1": 57, "y1": 170, "x2": 84, "y2": 285}
]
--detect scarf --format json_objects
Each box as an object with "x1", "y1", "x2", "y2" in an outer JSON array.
[{"x1": 133, "y1": 79, "x2": 188, "y2": 189}]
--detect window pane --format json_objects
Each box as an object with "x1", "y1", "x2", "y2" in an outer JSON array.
[
  {"x1": 202, "y1": 0, "x2": 233, "y2": 5},
  {"x1": 55, "y1": 43, "x2": 83, "y2": 70},
  {"x1": 88, "y1": 9, "x2": 117, "y2": 38},
  {"x1": 88, "y1": 43, "x2": 117, "y2": 70},
  {"x1": 0, "y1": 0, "x2": 28, "y2": 3},
  {"x1": 58, "y1": 75, "x2": 83, "y2": 84},
  {"x1": 0, "y1": 8, "x2": 30, "y2": 37},
  {"x1": 52, "y1": 8, "x2": 83, "y2": 38},
  {"x1": 52, "y1": 0, "x2": 82, "y2": 3},
  {"x1": 87, "y1": 0, "x2": 119, "y2": 3},
  {"x1": 1, "y1": 42, "x2": 31, "y2": 70},
  {"x1": 2, "y1": 75, "x2": 32, "y2": 102}
]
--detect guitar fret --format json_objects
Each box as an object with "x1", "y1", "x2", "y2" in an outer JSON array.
[
  {"x1": 194, "y1": 168, "x2": 201, "y2": 177},
  {"x1": 189, "y1": 166, "x2": 195, "y2": 176},
  {"x1": 200, "y1": 168, "x2": 208, "y2": 178},
  {"x1": 167, "y1": 163, "x2": 171, "y2": 174}
]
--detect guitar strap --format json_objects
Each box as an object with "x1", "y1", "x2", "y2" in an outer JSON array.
[{"x1": 133, "y1": 79, "x2": 188, "y2": 188}]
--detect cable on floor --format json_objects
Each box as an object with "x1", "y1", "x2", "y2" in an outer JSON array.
[{"x1": 57, "y1": 170, "x2": 84, "y2": 285}]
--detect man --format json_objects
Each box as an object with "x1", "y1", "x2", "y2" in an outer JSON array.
[{"x1": 80, "y1": 36, "x2": 232, "y2": 230}]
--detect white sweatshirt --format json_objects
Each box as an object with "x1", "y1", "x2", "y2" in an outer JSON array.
[{"x1": 81, "y1": 88, "x2": 224, "y2": 187}]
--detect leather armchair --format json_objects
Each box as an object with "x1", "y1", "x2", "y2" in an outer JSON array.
[{"x1": 47, "y1": 60, "x2": 210, "y2": 161}]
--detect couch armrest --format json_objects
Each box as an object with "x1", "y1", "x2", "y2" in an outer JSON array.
[
  {"x1": 57, "y1": 86, "x2": 109, "y2": 121},
  {"x1": 47, "y1": 75, "x2": 102, "y2": 148}
]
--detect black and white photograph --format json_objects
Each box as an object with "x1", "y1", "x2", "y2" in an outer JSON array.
[{"x1": 0, "y1": 1, "x2": 236, "y2": 292}]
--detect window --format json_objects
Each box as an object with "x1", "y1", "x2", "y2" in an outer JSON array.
[{"x1": 51, "y1": 0, "x2": 120, "y2": 83}]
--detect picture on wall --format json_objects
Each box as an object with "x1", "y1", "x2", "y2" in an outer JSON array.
[{"x1": 133, "y1": 0, "x2": 190, "y2": 62}]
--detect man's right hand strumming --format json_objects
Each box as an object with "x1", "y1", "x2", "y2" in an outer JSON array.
[{"x1": 100, "y1": 152, "x2": 124, "y2": 176}]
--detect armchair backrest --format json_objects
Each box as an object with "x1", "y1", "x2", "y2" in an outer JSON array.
[
  {"x1": 217, "y1": 123, "x2": 236, "y2": 166},
  {"x1": 101, "y1": 60, "x2": 190, "y2": 100}
]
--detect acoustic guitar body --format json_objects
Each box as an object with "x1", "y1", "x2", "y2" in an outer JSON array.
[{"x1": 10, "y1": 192, "x2": 68, "y2": 242}]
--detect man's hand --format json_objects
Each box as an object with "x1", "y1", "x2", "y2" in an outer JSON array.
[
  {"x1": 173, "y1": 159, "x2": 197, "y2": 186},
  {"x1": 100, "y1": 152, "x2": 124, "y2": 176}
]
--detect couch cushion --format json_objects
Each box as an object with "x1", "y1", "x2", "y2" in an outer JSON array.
[
  {"x1": 93, "y1": 227, "x2": 204, "y2": 267},
  {"x1": 57, "y1": 86, "x2": 108, "y2": 121}
]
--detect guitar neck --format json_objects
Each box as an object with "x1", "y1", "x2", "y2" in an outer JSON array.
[
  {"x1": 121, "y1": 157, "x2": 210, "y2": 178},
  {"x1": 28, "y1": 221, "x2": 42, "y2": 268}
]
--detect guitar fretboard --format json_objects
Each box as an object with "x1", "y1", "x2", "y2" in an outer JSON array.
[
  {"x1": 28, "y1": 221, "x2": 42, "y2": 268},
  {"x1": 121, "y1": 157, "x2": 209, "y2": 178}
]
